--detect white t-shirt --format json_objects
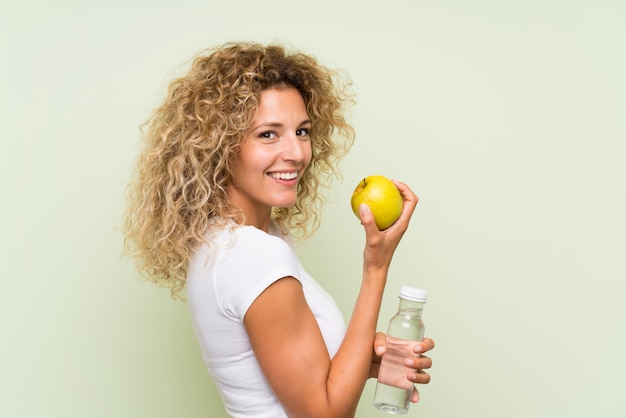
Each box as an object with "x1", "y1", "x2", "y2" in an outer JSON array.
[{"x1": 187, "y1": 221, "x2": 346, "y2": 418}]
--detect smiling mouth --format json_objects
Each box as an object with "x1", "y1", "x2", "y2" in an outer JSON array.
[{"x1": 268, "y1": 171, "x2": 299, "y2": 180}]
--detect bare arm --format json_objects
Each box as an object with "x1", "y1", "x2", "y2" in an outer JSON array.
[{"x1": 244, "y1": 181, "x2": 419, "y2": 418}]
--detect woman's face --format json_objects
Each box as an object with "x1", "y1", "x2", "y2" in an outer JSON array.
[{"x1": 228, "y1": 87, "x2": 312, "y2": 226}]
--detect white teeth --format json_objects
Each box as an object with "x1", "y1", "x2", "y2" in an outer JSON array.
[{"x1": 270, "y1": 172, "x2": 298, "y2": 180}]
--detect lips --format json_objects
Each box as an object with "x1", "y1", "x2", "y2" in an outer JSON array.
[{"x1": 268, "y1": 171, "x2": 298, "y2": 180}]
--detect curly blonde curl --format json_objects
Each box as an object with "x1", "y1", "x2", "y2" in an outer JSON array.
[{"x1": 123, "y1": 42, "x2": 355, "y2": 298}]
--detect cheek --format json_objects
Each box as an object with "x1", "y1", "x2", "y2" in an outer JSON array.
[
  {"x1": 304, "y1": 142, "x2": 313, "y2": 166},
  {"x1": 233, "y1": 145, "x2": 263, "y2": 174}
]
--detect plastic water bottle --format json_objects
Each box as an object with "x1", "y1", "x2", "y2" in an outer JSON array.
[{"x1": 373, "y1": 286, "x2": 427, "y2": 414}]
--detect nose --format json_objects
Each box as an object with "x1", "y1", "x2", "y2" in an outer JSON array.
[{"x1": 281, "y1": 135, "x2": 309, "y2": 163}]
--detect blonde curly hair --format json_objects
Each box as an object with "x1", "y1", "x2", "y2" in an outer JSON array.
[{"x1": 123, "y1": 42, "x2": 355, "y2": 298}]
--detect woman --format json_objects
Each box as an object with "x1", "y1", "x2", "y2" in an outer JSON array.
[{"x1": 124, "y1": 42, "x2": 434, "y2": 418}]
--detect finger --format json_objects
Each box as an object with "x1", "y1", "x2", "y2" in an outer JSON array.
[
  {"x1": 374, "y1": 332, "x2": 386, "y2": 356},
  {"x1": 410, "y1": 387, "x2": 420, "y2": 403},
  {"x1": 408, "y1": 370, "x2": 431, "y2": 385},
  {"x1": 419, "y1": 355, "x2": 433, "y2": 370},
  {"x1": 413, "y1": 338, "x2": 435, "y2": 354},
  {"x1": 389, "y1": 180, "x2": 419, "y2": 227},
  {"x1": 391, "y1": 179, "x2": 419, "y2": 209},
  {"x1": 406, "y1": 355, "x2": 432, "y2": 370}
]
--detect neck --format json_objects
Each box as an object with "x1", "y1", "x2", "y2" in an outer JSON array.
[
  {"x1": 245, "y1": 214, "x2": 271, "y2": 233},
  {"x1": 226, "y1": 186, "x2": 272, "y2": 232}
]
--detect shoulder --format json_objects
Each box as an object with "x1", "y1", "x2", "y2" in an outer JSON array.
[
  {"x1": 211, "y1": 223, "x2": 301, "y2": 319},
  {"x1": 190, "y1": 221, "x2": 295, "y2": 268},
  {"x1": 196, "y1": 220, "x2": 290, "y2": 251},
  {"x1": 224, "y1": 225, "x2": 297, "y2": 274},
  {"x1": 193, "y1": 221, "x2": 298, "y2": 278}
]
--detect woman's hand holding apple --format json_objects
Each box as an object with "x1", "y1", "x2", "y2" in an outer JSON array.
[{"x1": 354, "y1": 177, "x2": 419, "y2": 273}]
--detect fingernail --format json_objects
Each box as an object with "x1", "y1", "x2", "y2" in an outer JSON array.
[
  {"x1": 413, "y1": 343, "x2": 422, "y2": 353},
  {"x1": 375, "y1": 346, "x2": 385, "y2": 355},
  {"x1": 359, "y1": 203, "x2": 370, "y2": 215}
]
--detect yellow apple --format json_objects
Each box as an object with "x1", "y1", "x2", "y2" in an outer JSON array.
[{"x1": 350, "y1": 175, "x2": 403, "y2": 230}]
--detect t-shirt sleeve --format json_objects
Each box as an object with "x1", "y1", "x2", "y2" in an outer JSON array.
[{"x1": 213, "y1": 227, "x2": 301, "y2": 321}]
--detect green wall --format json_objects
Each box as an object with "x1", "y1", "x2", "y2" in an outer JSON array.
[{"x1": 2, "y1": 1, "x2": 625, "y2": 417}]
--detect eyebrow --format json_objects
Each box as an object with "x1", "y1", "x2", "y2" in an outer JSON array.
[{"x1": 252, "y1": 119, "x2": 312, "y2": 131}]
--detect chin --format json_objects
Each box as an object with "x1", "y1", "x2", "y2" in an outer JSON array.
[
  {"x1": 275, "y1": 203, "x2": 297, "y2": 209},
  {"x1": 273, "y1": 198, "x2": 298, "y2": 208}
]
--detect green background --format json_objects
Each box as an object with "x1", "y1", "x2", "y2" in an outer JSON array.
[{"x1": 2, "y1": 0, "x2": 625, "y2": 417}]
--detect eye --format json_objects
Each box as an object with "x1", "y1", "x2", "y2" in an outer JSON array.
[
  {"x1": 296, "y1": 128, "x2": 310, "y2": 138},
  {"x1": 258, "y1": 131, "x2": 278, "y2": 141}
]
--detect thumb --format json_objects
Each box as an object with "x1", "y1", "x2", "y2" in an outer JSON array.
[
  {"x1": 374, "y1": 332, "x2": 386, "y2": 356},
  {"x1": 359, "y1": 203, "x2": 378, "y2": 233}
]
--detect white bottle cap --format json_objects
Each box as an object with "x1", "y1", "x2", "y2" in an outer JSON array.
[{"x1": 400, "y1": 286, "x2": 428, "y2": 302}]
